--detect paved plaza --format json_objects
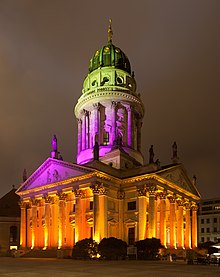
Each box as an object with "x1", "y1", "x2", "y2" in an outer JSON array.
[{"x1": 0, "y1": 257, "x2": 220, "y2": 277}]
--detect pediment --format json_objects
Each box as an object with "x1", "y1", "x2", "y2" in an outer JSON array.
[
  {"x1": 17, "y1": 158, "x2": 94, "y2": 193},
  {"x1": 157, "y1": 165, "x2": 200, "y2": 197}
]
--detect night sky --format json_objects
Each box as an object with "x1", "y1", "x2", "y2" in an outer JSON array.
[{"x1": 0, "y1": 0, "x2": 220, "y2": 199}]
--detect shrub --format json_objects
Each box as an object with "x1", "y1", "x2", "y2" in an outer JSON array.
[
  {"x1": 135, "y1": 238, "x2": 163, "y2": 260},
  {"x1": 98, "y1": 237, "x2": 127, "y2": 260},
  {"x1": 72, "y1": 238, "x2": 98, "y2": 259}
]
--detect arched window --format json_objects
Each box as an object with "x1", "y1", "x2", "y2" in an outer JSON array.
[{"x1": 10, "y1": 226, "x2": 17, "y2": 242}]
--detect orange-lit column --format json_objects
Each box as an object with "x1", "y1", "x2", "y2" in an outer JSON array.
[
  {"x1": 43, "y1": 196, "x2": 51, "y2": 249},
  {"x1": 58, "y1": 193, "x2": 66, "y2": 249},
  {"x1": 192, "y1": 204, "x2": 198, "y2": 249},
  {"x1": 137, "y1": 186, "x2": 147, "y2": 240},
  {"x1": 177, "y1": 199, "x2": 184, "y2": 249},
  {"x1": 184, "y1": 202, "x2": 191, "y2": 249},
  {"x1": 74, "y1": 189, "x2": 82, "y2": 243},
  {"x1": 99, "y1": 185, "x2": 107, "y2": 240},
  {"x1": 91, "y1": 184, "x2": 100, "y2": 242},
  {"x1": 169, "y1": 195, "x2": 176, "y2": 249},
  {"x1": 20, "y1": 201, "x2": 27, "y2": 248},
  {"x1": 31, "y1": 199, "x2": 37, "y2": 249},
  {"x1": 38, "y1": 199, "x2": 44, "y2": 248},
  {"x1": 26, "y1": 202, "x2": 32, "y2": 248},
  {"x1": 65, "y1": 193, "x2": 73, "y2": 248},
  {"x1": 159, "y1": 192, "x2": 167, "y2": 247},
  {"x1": 148, "y1": 185, "x2": 157, "y2": 238},
  {"x1": 118, "y1": 189, "x2": 125, "y2": 240},
  {"x1": 51, "y1": 196, "x2": 59, "y2": 248}
]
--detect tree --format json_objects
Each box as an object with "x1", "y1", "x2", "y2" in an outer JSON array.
[
  {"x1": 135, "y1": 238, "x2": 163, "y2": 260},
  {"x1": 72, "y1": 238, "x2": 98, "y2": 259},
  {"x1": 98, "y1": 237, "x2": 127, "y2": 260}
]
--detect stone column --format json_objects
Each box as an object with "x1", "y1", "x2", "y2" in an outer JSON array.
[
  {"x1": 90, "y1": 183, "x2": 101, "y2": 242},
  {"x1": 111, "y1": 101, "x2": 117, "y2": 144},
  {"x1": 65, "y1": 193, "x2": 73, "y2": 248},
  {"x1": 86, "y1": 111, "x2": 90, "y2": 149},
  {"x1": 127, "y1": 106, "x2": 133, "y2": 147},
  {"x1": 51, "y1": 196, "x2": 59, "y2": 248},
  {"x1": 93, "y1": 103, "x2": 100, "y2": 144},
  {"x1": 117, "y1": 189, "x2": 125, "y2": 240},
  {"x1": 31, "y1": 199, "x2": 38, "y2": 249},
  {"x1": 73, "y1": 189, "x2": 82, "y2": 243},
  {"x1": 38, "y1": 199, "x2": 44, "y2": 248},
  {"x1": 137, "y1": 186, "x2": 147, "y2": 240},
  {"x1": 159, "y1": 191, "x2": 167, "y2": 247},
  {"x1": 43, "y1": 196, "x2": 51, "y2": 249},
  {"x1": 137, "y1": 119, "x2": 142, "y2": 152},
  {"x1": 168, "y1": 195, "x2": 176, "y2": 249},
  {"x1": 20, "y1": 201, "x2": 27, "y2": 248},
  {"x1": 184, "y1": 202, "x2": 191, "y2": 249},
  {"x1": 98, "y1": 185, "x2": 107, "y2": 240},
  {"x1": 81, "y1": 110, "x2": 87, "y2": 150},
  {"x1": 177, "y1": 199, "x2": 184, "y2": 249},
  {"x1": 148, "y1": 185, "x2": 157, "y2": 238},
  {"x1": 192, "y1": 204, "x2": 198, "y2": 249},
  {"x1": 58, "y1": 193, "x2": 66, "y2": 249},
  {"x1": 26, "y1": 202, "x2": 32, "y2": 248},
  {"x1": 77, "y1": 119, "x2": 82, "y2": 154}
]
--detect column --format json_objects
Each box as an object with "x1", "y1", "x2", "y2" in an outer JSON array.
[
  {"x1": 168, "y1": 195, "x2": 176, "y2": 249},
  {"x1": 81, "y1": 110, "x2": 87, "y2": 150},
  {"x1": 27, "y1": 202, "x2": 32, "y2": 248},
  {"x1": 73, "y1": 189, "x2": 82, "y2": 243},
  {"x1": 51, "y1": 196, "x2": 59, "y2": 248},
  {"x1": 117, "y1": 189, "x2": 125, "y2": 240},
  {"x1": 137, "y1": 119, "x2": 142, "y2": 152},
  {"x1": 38, "y1": 200, "x2": 44, "y2": 248},
  {"x1": 43, "y1": 196, "x2": 51, "y2": 249},
  {"x1": 127, "y1": 106, "x2": 133, "y2": 147},
  {"x1": 93, "y1": 103, "x2": 100, "y2": 144},
  {"x1": 99, "y1": 186, "x2": 107, "y2": 240},
  {"x1": 31, "y1": 199, "x2": 38, "y2": 249},
  {"x1": 58, "y1": 193, "x2": 66, "y2": 249},
  {"x1": 65, "y1": 193, "x2": 73, "y2": 248},
  {"x1": 148, "y1": 185, "x2": 157, "y2": 238},
  {"x1": 159, "y1": 192, "x2": 167, "y2": 247},
  {"x1": 177, "y1": 199, "x2": 184, "y2": 249},
  {"x1": 137, "y1": 186, "x2": 147, "y2": 240},
  {"x1": 192, "y1": 204, "x2": 198, "y2": 249},
  {"x1": 20, "y1": 201, "x2": 27, "y2": 248},
  {"x1": 111, "y1": 101, "x2": 117, "y2": 144},
  {"x1": 77, "y1": 119, "x2": 82, "y2": 154},
  {"x1": 91, "y1": 184, "x2": 100, "y2": 242},
  {"x1": 184, "y1": 202, "x2": 191, "y2": 249}
]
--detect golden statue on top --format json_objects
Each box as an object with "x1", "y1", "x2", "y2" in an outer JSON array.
[{"x1": 108, "y1": 18, "x2": 113, "y2": 43}]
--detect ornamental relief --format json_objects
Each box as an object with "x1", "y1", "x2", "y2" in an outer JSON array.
[{"x1": 163, "y1": 172, "x2": 190, "y2": 192}]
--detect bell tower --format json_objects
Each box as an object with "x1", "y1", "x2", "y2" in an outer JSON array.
[{"x1": 74, "y1": 21, "x2": 145, "y2": 169}]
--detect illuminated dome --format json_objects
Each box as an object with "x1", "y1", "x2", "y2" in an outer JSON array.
[{"x1": 88, "y1": 20, "x2": 131, "y2": 74}]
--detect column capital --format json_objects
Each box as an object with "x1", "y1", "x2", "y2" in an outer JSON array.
[
  {"x1": 19, "y1": 200, "x2": 29, "y2": 208},
  {"x1": 184, "y1": 201, "x2": 191, "y2": 209},
  {"x1": 58, "y1": 192, "x2": 67, "y2": 201},
  {"x1": 117, "y1": 189, "x2": 125, "y2": 199},
  {"x1": 90, "y1": 183, "x2": 107, "y2": 195},
  {"x1": 77, "y1": 118, "x2": 82, "y2": 124},
  {"x1": 137, "y1": 185, "x2": 147, "y2": 197},
  {"x1": 127, "y1": 105, "x2": 133, "y2": 113},
  {"x1": 73, "y1": 188, "x2": 84, "y2": 198},
  {"x1": 191, "y1": 204, "x2": 198, "y2": 211},
  {"x1": 31, "y1": 198, "x2": 41, "y2": 206},
  {"x1": 168, "y1": 194, "x2": 176, "y2": 203},
  {"x1": 176, "y1": 197, "x2": 185, "y2": 206},
  {"x1": 111, "y1": 101, "x2": 117, "y2": 109},
  {"x1": 93, "y1": 103, "x2": 101, "y2": 110},
  {"x1": 159, "y1": 189, "x2": 167, "y2": 200},
  {"x1": 147, "y1": 185, "x2": 157, "y2": 196}
]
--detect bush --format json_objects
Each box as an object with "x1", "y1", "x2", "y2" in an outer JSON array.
[
  {"x1": 98, "y1": 237, "x2": 127, "y2": 260},
  {"x1": 135, "y1": 238, "x2": 163, "y2": 260},
  {"x1": 72, "y1": 238, "x2": 98, "y2": 259}
]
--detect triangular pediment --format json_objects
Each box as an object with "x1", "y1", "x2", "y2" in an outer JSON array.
[
  {"x1": 157, "y1": 164, "x2": 200, "y2": 198},
  {"x1": 17, "y1": 158, "x2": 94, "y2": 193}
]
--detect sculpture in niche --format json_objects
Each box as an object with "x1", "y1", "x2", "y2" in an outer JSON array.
[{"x1": 116, "y1": 107, "x2": 127, "y2": 143}]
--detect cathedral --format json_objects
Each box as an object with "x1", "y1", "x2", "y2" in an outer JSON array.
[{"x1": 16, "y1": 22, "x2": 200, "y2": 253}]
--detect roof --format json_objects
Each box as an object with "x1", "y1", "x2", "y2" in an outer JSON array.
[{"x1": 0, "y1": 188, "x2": 20, "y2": 217}]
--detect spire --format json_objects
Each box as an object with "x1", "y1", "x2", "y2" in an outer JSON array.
[{"x1": 108, "y1": 18, "x2": 113, "y2": 43}]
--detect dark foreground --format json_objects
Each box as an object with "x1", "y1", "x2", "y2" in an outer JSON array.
[{"x1": 0, "y1": 257, "x2": 220, "y2": 277}]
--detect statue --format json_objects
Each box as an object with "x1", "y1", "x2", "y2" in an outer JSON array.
[
  {"x1": 149, "y1": 145, "x2": 154, "y2": 164},
  {"x1": 93, "y1": 141, "x2": 99, "y2": 161},
  {"x1": 52, "y1": 135, "x2": 57, "y2": 152},
  {"x1": 172, "y1": 141, "x2": 178, "y2": 158},
  {"x1": 22, "y1": 169, "x2": 27, "y2": 182}
]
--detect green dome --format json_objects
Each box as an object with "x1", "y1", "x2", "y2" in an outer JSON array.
[{"x1": 89, "y1": 42, "x2": 131, "y2": 74}]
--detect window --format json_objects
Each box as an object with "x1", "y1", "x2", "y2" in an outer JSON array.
[
  {"x1": 201, "y1": 219, "x2": 204, "y2": 224},
  {"x1": 128, "y1": 201, "x2": 136, "y2": 211},
  {"x1": 10, "y1": 226, "x2": 17, "y2": 242},
  {"x1": 207, "y1": 237, "x2": 210, "y2": 242},
  {"x1": 201, "y1": 237, "x2": 204, "y2": 243},
  {"x1": 73, "y1": 204, "x2": 76, "y2": 213},
  {"x1": 214, "y1": 227, "x2": 217, "y2": 232},
  {"x1": 202, "y1": 206, "x2": 212, "y2": 211},
  {"x1": 90, "y1": 227, "x2": 93, "y2": 238},
  {"x1": 214, "y1": 218, "x2": 217, "y2": 223},
  {"x1": 206, "y1": 218, "x2": 210, "y2": 224},
  {"x1": 128, "y1": 227, "x2": 135, "y2": 245},
  {"x1": 201, "y1": 228, "x2": 204, "y2": 233},
  {"x1": 207, "y1": 228, "x2": 210, "y2": 233},
  {"x1": 90, "y1": 201, "x2": 93, "y2": 210}
]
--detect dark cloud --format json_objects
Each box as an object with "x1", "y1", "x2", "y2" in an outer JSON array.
[{"x1": 0, "y1": 0, "x2": 220, "y2": 199}]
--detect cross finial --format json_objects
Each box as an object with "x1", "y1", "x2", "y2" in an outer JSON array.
[{"x1": 108, "y1": 18, "x2": 113, "y2": 43}]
